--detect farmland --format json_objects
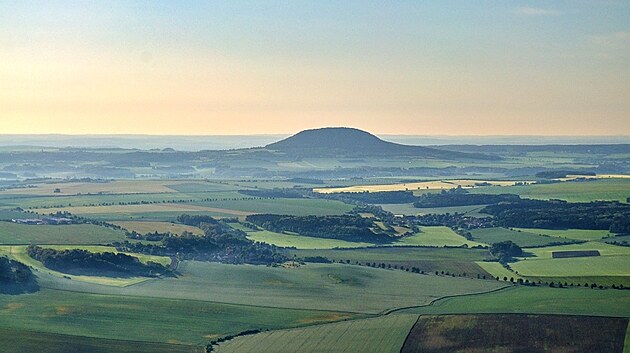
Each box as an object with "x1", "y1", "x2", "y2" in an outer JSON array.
[
  {"x1": 0, "y1": 222, "x2": 127, "y2": 245},
  {"x1": 0, "y1": 288, "x2": 354, "y2": 346},
  {"x1": 215, "y1": 314, "x2": 418, "y2": 353},
  {"x1": 1, "y1": 149, "x2": 629, "y2": 352},
  {"x1": 470, "y1": 227, "x2": 572, "y2": 247},
  {"x1": 515, "y1": 228, "x2": 613, "y2": 241},
  {"x1": 0, "y1": 245, "x2": 171, "y2": 286},
  {"x1": 111, "y1": 221, "x2": 204, "y2": 235},
  {"x1": 401, "y1": 314, "x2": 628, "y2": 353},
  {"x1": 394, "y1": 226, "x2": 486, "y2": 247},
  {"x1": 246, "y1": 230, "x2": 373, "y2": 249},
  {"x1": 405, "y1": 286, "x2": 630, "y2": 317},
  {"x1": 0, "y1": 328, "x2": 199, "y2": 353},
  {"x1": 468, "y1": 178, "x2": 630, "y2": 203},
  {"x1": 104, "y1": 261, "x2": 506, "y2": 313},
  {"x1": 313, "y1": 179, "x2": 525, "y2": 194}
]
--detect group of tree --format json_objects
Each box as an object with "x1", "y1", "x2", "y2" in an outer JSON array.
[
  {"x1": 482, "y1": 199, "x2": 630, "y2": 232},
  {"x1": 0, "y1": 256, "x2": 33, "y2": 285},
  {"x1": 245, "y1": 214, "x2": 394, "y2": 243},
  {"x1": 115, "y1": 216, "x2": 287, "y2": 265},
  {"x1": 534, "y1": 170, "x2": 595, "y2": 179},
  {"x1": 490, "y1": 241, "x2": 523, "y2": 263},
  {"x1": 27, "y1": 245, "x2": 172, "y2": 278},
  {"x1": 413, "y1": 189, "x2": 520, "y2": 208}
]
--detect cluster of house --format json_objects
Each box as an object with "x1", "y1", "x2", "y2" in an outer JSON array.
[{"x1": 11, "y1": 217, "x2": 75, "y2": 225}]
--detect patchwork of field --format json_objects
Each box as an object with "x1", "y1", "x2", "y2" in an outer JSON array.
[
  {"x1": 401, "y1": 314, "x2": 628, "y2": 353},
  {"x1": 469, "y1": 178, "x2": 630, "y2": 203},
  {"x1": 475, "y1": 242, "x2": 630, "y2": 286},
  {"x1": 39, "y1": 198, "x2": 352, "y2": 221},
  {"x1": 39, "y1": 204, "x2": 255, "y2": 217},
  {"x1": 0, "y1": 288, "x2": 354, "y2": 346},
  {"x1": 111, "y1": 221, "x2": 203, "y2": 235},
  {"x1": 0, "y1": 180, "x2": 223, "y2": 196},
  {"x1": 470, "y1": 227, "x2": 573, "y2": 247},
  {"x1": 245, "y1": 226, "x2": 485, "y2": 249},
  {"x1": 395, "y1": 226, "x2": 486, "y2": 247},
  {"x1": 0, "y1": 222, "x2": 127, "y2": 245},
  {"x1": 313, "y1": 179, "x2": 525, "y2": 194},
  {"x1": 215, "y1": 314, "x2": 418, "y2": 353}
]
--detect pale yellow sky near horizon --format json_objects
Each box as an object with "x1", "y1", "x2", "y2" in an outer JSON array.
[{"x1": 1, "y1": 2, "x2": 629, "y2": 136}]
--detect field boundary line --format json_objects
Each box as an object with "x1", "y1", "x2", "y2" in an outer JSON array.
[
  {"x1": 380, "y1": 285, "x2": 512, "y2": 316},
  {"x1": 398, "y1": 315, "x2": 421, "y2": 353}
]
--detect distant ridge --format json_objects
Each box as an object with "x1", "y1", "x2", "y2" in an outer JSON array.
[{"x1": 265, "y1": 127, "x2": 497, "y2": 160}]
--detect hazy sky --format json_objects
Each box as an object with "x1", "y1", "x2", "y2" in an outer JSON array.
[{"x1": 1, "y1": 1, "x2": 629, "y2": 135}]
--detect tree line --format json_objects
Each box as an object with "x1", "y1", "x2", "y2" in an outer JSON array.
[{"x1": 245, "y1": 214, "x2": 394, "y2": 243}]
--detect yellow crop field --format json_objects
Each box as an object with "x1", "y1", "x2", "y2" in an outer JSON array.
[
  {"x1": 313, "y1": 179, "x2": 528, "y2": 194},
  {"x1": 111, "y1": 221, "x2": 203, "y2": 235}
]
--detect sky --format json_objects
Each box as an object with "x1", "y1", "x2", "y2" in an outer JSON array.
[{"x1": 1, "y1": 1, "x2": 629, "y2": 136}]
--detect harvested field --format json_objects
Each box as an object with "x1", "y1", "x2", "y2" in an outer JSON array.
[
  {"x1": 553, "y1": 250, "x2": 600, "y2": 258},
  {"x1": 400, "y1": 314, "x2": 628, "y2": 353}
]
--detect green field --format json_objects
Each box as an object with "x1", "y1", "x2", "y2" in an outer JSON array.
[
  {"x1": 476, "y1": 261, "x2": 522, "y2": 281},
  {"x1": 246, "y1": 226, "x2": 485, "y2": 250},
  {"x1": 511, "y1": 255, "x2": 630, "y2": 278},
  {"x1": 0, "y1": 328, "x2": 198, "y2": 353},
  {"x1": 469, "y1": 178, "x2": 630, "y2": 203},
  {"x1": 192, "y1": 198, "x2": 353, "y2": 216},
  {"x1": 0, "y1": 288, "x2": 354, "y2": 346},
  {"x1": 379, "y1": 204, "x2": 488, "y2": 217},
  {"x1": 524, "y1": 242, "x2": 630, "y2": 258},
  {"x1": 403, "y1": 286, "x2": 630, "y2": 317},
  {"x1": 246, "y1": 230, "x2": 372, "y2": 249},
  {"x1": 111, "y1": 221, "x2": 204, "y2": 235},
  {"x1": 35, "y1": 261, "x2": 504, "y2": 314},
  {"x1": 470, "y1": 227, "x2": 574, "y2": 247},
  {"x1": 0, "y1": 222, "x2": 126, "y2": 245},
  {"x1": 215, "y1": 314, "x2": 418, "y2": 353},
  {"x1": 395, "y1": 226, "x2": 486, "y2": 247},
  {"x1": 515, "y1": 228, "x2": 613, "y2": 241},
  {"x1": 292, "y1": 247, "x2": 494, "y2": 278}
]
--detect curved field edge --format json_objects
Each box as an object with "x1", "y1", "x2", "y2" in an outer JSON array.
[
  {"x1": 399, "y1": 286, "x2": 630, "y2": 318},
  {"x1": 214, "y1": 314, "x2": 419, "y2": 353}
]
